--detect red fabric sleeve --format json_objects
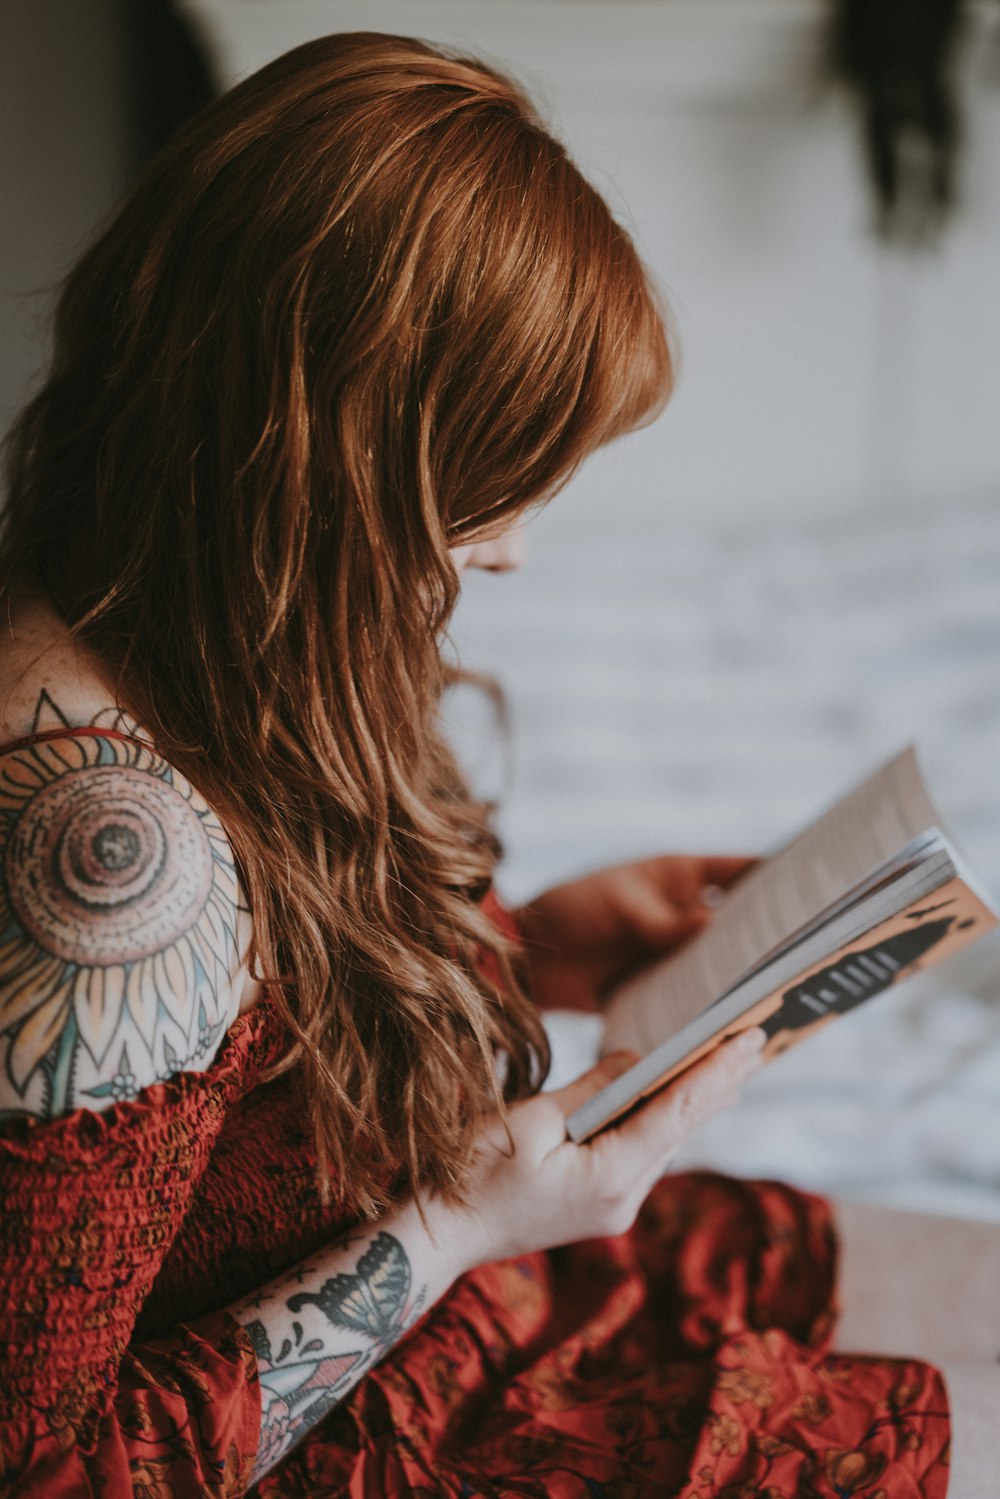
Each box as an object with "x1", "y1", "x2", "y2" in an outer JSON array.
[
  {"x1": 480, "y1": 884, "x2": 521, "y2": 946},
  {"x1": 0, "y1": 1014, "x2": 264, "y2": 1496},
  {"x1": 479, "y1": 887, "x2": 569, "y2": 1007}
]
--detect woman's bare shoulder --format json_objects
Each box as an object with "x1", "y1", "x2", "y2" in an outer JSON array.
[
  {"x1": 0, "y1": 594, "x2": 259, "y2": 1123},
  {"x1": 0, "y1": 592, "x2": 126, "y2": 744}
]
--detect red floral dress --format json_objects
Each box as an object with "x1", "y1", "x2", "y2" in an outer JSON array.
[{"x1": 0, "y1": 859, "x2": 949, "y2": 1497}]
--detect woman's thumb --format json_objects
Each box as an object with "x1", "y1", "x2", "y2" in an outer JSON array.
[
  {"x1": 628, "y1": 883, "x2": 705, "y2": 948},
  {"x1": 547, "y1": 1051, "x2": 639, "y2": 1120}
]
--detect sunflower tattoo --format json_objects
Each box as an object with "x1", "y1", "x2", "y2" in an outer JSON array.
[{"x1": 0, "y1": 732, "x2": 242, "y2": 1118}]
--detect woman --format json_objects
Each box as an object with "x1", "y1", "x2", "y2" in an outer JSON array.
[{"x1": 0, "y1": 30, "x2": 994, "y2": 1497}]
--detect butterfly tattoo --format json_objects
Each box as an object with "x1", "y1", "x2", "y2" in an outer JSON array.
[{"x1": 288, "y1": 1232, "x2": 412, "y2": 1345}]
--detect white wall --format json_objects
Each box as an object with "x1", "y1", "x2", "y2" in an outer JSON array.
[
  {"x1": 7, "y1": 0, "x2": 998, "y2": 521},
  {"x1": 0, "y1": 0, "x2": 132, "y2": 440},
  {"x1": 183, "y1": 0, "x2": 1000, "y2": 525}
]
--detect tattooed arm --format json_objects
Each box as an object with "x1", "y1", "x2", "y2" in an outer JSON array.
[
  {"x1": 227, "y1": 1205, "x2": 463, "y2": 1483},
  {"x1": 228, "y1": 1040, "x2": 770, "y2": 1484},
  {"x1": 0, "y1": 722, "x2": 469, "y2": 1487},
  {"x1": 0, "y1": 728, "x2": 243, "y2": 1118},
  {"x1": 0, "y1": 721, "x2": 468, "y2": 1489},
  {"x1": 0, "y1": 726, "x2": 263, "y2": 1491}
]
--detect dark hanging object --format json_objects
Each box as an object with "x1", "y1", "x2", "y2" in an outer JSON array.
[
  {"x1": 831, "y1": 0, "x2": 966, "y2": 243},
  {"x1": 118, "y1": 0, "x2": 219, "y2": 175}
]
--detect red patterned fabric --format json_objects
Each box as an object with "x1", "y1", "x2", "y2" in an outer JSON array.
[
  {"x1": 256, "y1": 1170, "x2": 950, "y2": 1499},
  {"x1": 0, "y1": 1003, "x2": 952, "y2": 1499},
  {"x1": 0, "y1": 791, "x2": 950, "y2": 1496}
]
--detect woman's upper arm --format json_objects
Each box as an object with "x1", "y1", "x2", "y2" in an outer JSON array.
[
  {"x1": 0, "y1": 735, "x2": 265, "y2": 1485},
  {"x1": 0, "y1": 731, "x2": 244, "y2": 1119}
]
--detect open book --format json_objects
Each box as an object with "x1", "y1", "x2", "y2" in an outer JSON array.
[{"x1": 566, "y1": 747, "x2": 998, "y2": 1144}]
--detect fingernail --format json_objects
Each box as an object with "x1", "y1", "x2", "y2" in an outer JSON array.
[{"x1": 735, "y1": 1027, "x2": 767, "y2": 1056}]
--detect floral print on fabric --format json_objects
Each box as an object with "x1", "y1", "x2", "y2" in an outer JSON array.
[
  {"x1": 0, "y1": 851, "x2": 950, "y2": 1497},
  {"x1": 255, "y1": 1174, "x2": 949, "y2": 1499}
]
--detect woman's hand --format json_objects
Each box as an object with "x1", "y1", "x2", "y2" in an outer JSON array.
[
  {"x1": 515, "y1": 854, "x2": 756, "y2": 1012},
  {"x1": 432, "y1": 1029, "x2": 766, "y2": 1275}
]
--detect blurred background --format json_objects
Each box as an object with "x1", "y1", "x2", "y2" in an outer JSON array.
[{"x1": 3, "y1": 0, "x2": 999, "y2": 1218}]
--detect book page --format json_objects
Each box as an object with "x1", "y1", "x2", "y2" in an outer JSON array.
[
  {"x1": 603, "y1": 746, "x2": 943, "y2": 1053},
  {"x1": 572, "y1": 869, "x2": 997, "y2": 1142}
]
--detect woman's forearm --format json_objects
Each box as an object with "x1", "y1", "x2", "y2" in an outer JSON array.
[
  {"x1": 228, "y1": 1029, "x2": 766, "y2": 1487},
  {"x1": 228, "y1": 1198, "x2": 465, "y2": 1485}
]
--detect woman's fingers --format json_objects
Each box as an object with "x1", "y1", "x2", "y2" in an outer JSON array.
[
  {"x1": 700, "y1": 854, "x2": 759, "y2": 890},
  {"x1": 602, "y1": 1028, "x2": 766, "y2": 1169},
  {"x1": 619, "y1": 878, "x2": 702, "y2": 946},
  {"x1": 627, "y1": 854, "x2": 759, "y2": 942},
  {"x1": 546, "y1": 1050, "x2": 640, "y2": 1121},
  {"x1": 563, "y1": 1030, "x2": 765, "y2": 1239},
  {"x1": 466, "y1": 1030, "x2": 766, "y2": 1261}
]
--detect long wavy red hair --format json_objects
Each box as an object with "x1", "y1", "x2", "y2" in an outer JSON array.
[{"x1": 1, "y1": 32, "x2": 672, "y2": 1215}]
